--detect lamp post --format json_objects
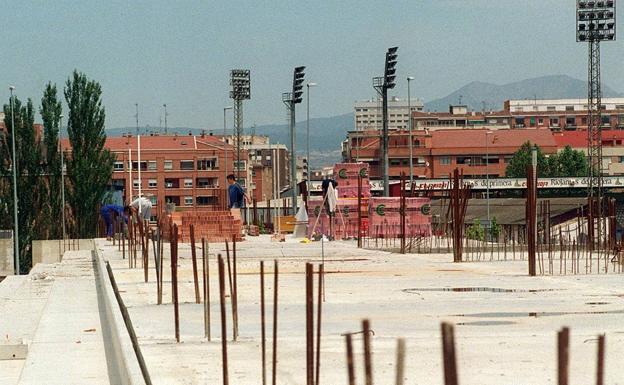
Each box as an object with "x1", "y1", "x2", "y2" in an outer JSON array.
[
  {"x1": 60, "y1": 115, "x2": 66, "y2": 243},
  {"x1": 485, "y1": 130, "x2": 493, "y2": 228},
  {"x1": 306, "y1": 82, "x2": 317, "y2": 196},
  {"x1": 9, "y1": 86, "x2": 19, "y2": 275},
  {"x1": 407, "y1": 76, "x2": 415, "y2": 188},
  {"x1": 223, "y1": 106, "x2": 233, "y2": 188},
  {"x1": 163, "y1": 104, "x2": 168, "y2": 134}
]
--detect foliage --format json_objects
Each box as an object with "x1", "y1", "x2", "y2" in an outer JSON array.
[
  {"x1": 489, "y1": 216, "x2": 500, "y2": 240},
  {"x1": 505, "y1": 142, "x2": 588, "y2": 178},
  {"x1": 65, "y1": 70, "x2": 114, "y2": 238},
  {"x1": 466, "y1": 219, "x2": 485, "y2": 241},
  {"x1": 40, "y1": 83, "x2": 63, "y2": 239},
  {"x1": 0, "y1": 97, "x2": 45, "y2": 273}
]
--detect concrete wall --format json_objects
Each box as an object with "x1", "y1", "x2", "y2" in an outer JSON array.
[
  {"x1": 0, "y1": 230, "x2": 14, "y2": 276},
  {"x1": 31, "y1": 239, "x2": 95, "y2": 266}
]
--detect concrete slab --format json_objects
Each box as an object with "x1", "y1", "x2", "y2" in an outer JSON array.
[{"x1": 99, "y1": 235, "x2": 624, "y2": 384}]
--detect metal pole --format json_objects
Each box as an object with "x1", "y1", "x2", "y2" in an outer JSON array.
[
  {"x1": 135, "y1": 103, "x2": 139, "y2": 136},
  {"x1": 163, "y1": 104, "x2": 168, "y2": 134},
  {"x1": 382, "y1": 88, "x2": 389, "y2": 196},
  {"x1": 486, "y1": 131, "x2": 490, "y2": 226},
  {"x1": 60, "y1": 115, "x2": 66, "y2": 243},
  {"x1": 407, "y1": 77, "x2": 414, "y2": 187},
  {"x1": 290, "y1": 102, "x2": 297, "y2": 215},
  {"x1": 9, "y1": 86, "x2": 19, "y2": 275},
  {"x1": 306, "y1": 85, "x2": 311, "y2": 197}
]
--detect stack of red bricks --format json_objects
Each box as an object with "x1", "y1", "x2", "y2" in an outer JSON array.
[
  {"x1": 333, "y1": 162, "x2": 371, "y2": 198},
  {"x1": 161, "y1": 211, "x2": 243, "y2": 243}
]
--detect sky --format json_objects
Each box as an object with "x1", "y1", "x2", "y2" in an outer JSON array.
[{"x1": 1, "y1": 0, "x2": 624, "y2": 131}]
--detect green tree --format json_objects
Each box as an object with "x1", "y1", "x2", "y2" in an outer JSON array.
[
  {"x1": 64, "y1": 71, "x2": 114, "y2": 237},
  {"x1": 40, "y1": 83, "x2": 63, "y2": 239},
  {"x1": 557, "y1": 145, "x2": 588, "y2": 177},
  {"x1": 489, "y1": 216, "x2": 501, "y2": 240},
  {"x1": 505, "y1": 141, "x2": 552, "y2": 178},
  {"x1": 0, "y1": 97, "x2": 45, "y2": 273},
  {"x1": 466, "y1": 219, "x2": 485, "y2": 241}
]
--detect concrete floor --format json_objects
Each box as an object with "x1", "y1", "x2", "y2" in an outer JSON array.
[{"x1": 99, "y1": 236, "x2": 624, "y2": 385}]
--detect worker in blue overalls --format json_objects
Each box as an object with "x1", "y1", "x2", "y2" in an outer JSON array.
[{"x1": 100, "y1": 204, "x2": 126, "y2": 241}]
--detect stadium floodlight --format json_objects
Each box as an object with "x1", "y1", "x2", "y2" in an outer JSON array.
[
  {"x1": 292, "y1": 66, "x2": 306, "y2": 104},
  {"x1": 384, "y1": 47, "x2": 398, "y2": 89},
  {"x1": 577, "y1": 0, "x2": 616, "y2": 42}
]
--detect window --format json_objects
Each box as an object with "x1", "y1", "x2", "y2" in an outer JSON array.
[
  {"x1": 601, "y1": 115, "x2": 610, "y2": 125},
  {"x1": 566, "y1": 117, "x2": 576, "y2": 126},
  {"x1": 565, "y1": 105, "x2": 574, "y2": 111},
  {"x1": 547, "y1": 106, "x2": 556, "y2": 111},
  {"x1": 148, "y1": 161, "x2": 157, "y2": 170},
  {"x1": 439, "y1": 156, "x2": 451, "y2": 165},
  {"x1": 582, "y1": 117, "x2": 588, "y2": 125},
  {"x1": 266, "y1": 155, "x2": 271, "y2": 161},
  {"x1": 180, "y1": 160, "x2": 194, "y2": 170},
  {"x1": 529, "y1": 117, "x2": 536, "y2": 126},
  {"x1": 233, "y1": 160, "x2": 246, "y2": 171},
  {"x1": 149, "y1": 196, "x2": 157, "y2": 205},
  {"x1": 148, "y1": 179, "x2": 157, "y2": 188},
  {"x1": 184, "y1": 178, "x2": 193, "y2": 188},
  {"x1": 197, "y1": 158, "x2": 217, "y2": 170},
  {"x1": 550, "y1": 118, "x2": 559, "y2": 126},
  {"x1": 616, "y1": 105, "x2": 624, "y2": 110},
  {"x1": 133, "y1": 179, "x2": 140, "y2": 189},
  {"x1": 538, "y1": 118, "x2": 544, "y2": 125},
  {"x1": 164, "y1": 160, "x2": 173, "y2": 170},
  {"x1": 184, "y1": 196, "x2": 193, "y2": 206},
  {"x1": 113, "y1": 161, "x2": 124, "y2": 171}
]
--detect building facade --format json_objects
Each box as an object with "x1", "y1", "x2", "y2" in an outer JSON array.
[
  {"x1": 104, "y1": 133, "x2": 247, "y2": 217},
  {"x1": 354, "y1": 96, "x2": 424, "y2": 131}
]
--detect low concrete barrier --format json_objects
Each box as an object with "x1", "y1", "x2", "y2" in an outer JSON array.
[
  {"x1": 0, "y1": 230, "x2": 14, "y2": 276},
  {"x1": 31, "y1": 239, "x2": 94, "y2": 266},
  {"x1": 93, "y1": 247, "x2": 147, "y2": 384}
]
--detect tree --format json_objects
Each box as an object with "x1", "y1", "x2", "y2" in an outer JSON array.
[
  {"x1": 40, "y1": 83, "x2": 63, "y2": 239},
  {"x1": 64, "y1": 71, "x2": 114, "y2": 238},
  {"x1": 0, "y1": 97, "x2": 45, "y2": 273},
  {"x1": 557, "y1": 145, "x2": 588, "y2": 177},
  {"x1": 505, "y1": 141, "x2": 551, "y2": 178}
]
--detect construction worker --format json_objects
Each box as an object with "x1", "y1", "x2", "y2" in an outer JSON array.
[
  {"x1": 100, "y1": 204, "x2": 126, "y2": 241},
  {"x1": 125, "y1": 196, "x2": 153, "y2": 224},
  {"x1": 226, "y1": 174, "x2": 250, "y2": 222}
]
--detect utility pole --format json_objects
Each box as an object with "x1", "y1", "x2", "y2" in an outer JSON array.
[
  {"x1": 407, "y1": 76, "x2": 415, "y2": 188},
  {"x1": 163, "y1": 103, "x2": 168, "y2": 134},
  {"x1": 60, "y1": 115, "x2": 66, "y2": 244}
]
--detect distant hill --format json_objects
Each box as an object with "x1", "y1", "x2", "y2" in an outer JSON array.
[
  {"x1": 105, "y1": 74, "x2": 624, "y2": 168},
  {"x1": 424, "y1": 74, "x2": 624, "y2": 113}
]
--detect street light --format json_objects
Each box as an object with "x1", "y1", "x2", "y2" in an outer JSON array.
[
  {"x1": 223, "y1": 106, "x2": 233, "y2": 188},
  {"x1": 59, "y1": 115, "x2": 66, "y2": 244},
  {"x1": 9, "y1": 85, "x2": 19, "y2": 275},
  {"x1": 306, "y1": 82, "x2": 317, "y2": 196},
  {"x1": 485, "y1": 130, "x2": 494, "y2": 229},
  {"x1": 407, "y1": 76, "x2": 415, "y2": 188}
]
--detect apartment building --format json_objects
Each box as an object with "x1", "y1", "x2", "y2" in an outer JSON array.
[
  {"x1": 343, "y1": 128, "x2": 558, "y2": 180},
  {"x1": 354, "y1": 96, "x2": 424, "y2": 131},
  {"x1": 554, "y1": 130, "x2": 624, "y2": 176},
  {"x1": 105, "y1": 133, "x2": 247, "y2": 216}
]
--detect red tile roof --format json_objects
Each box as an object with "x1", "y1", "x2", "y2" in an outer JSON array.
[
  {"x1": 553, "y1": 130, "x2": 624, "y2": 148},
  {"x1": 61, "y1": 134, "x2": 233, "y2": 151},
  {"x1": 430, "y1": 129, "x2": 557, "y2": 154}
]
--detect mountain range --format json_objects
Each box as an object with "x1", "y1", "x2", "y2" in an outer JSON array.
[{"x1": 106, "y1": 75, "x2": 622, "y2": 167}]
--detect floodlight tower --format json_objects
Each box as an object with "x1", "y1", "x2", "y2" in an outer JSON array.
[
  {"x1": 230, "y1": 69, "x2": 251, "y2": 181},
  {"x1": 373, "y1": 47, "x2": 398, "y2": 196},
  {"x1": 283, "y1": 66, "x2": 306, "y2": 214},
  {"x1": 576, "y1": 0, "x2": 616, "y2": 247}
]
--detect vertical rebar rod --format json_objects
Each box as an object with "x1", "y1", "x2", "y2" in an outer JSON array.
[
  {"x1": 306, "y1": 263, "x2": 314, "y2": 385},
  {"x1": 190, "y1": 224, "x2": 200, "y2": 304},
  {"x1": 596, "y1": 334, "x2": 605, "y2": 385},
  {"x1": 441, "y1": 322, "x2": 458, "y2": 385},
  {"x1": 315, "y1": 264, "x2": 324, "y2": 385},
  {"x1": 218, "y1": 254, "x2": 229, "y2": 385},
  {"x1": 363, "y1": 319, "x2": 373, "y2": 385},
  {"x1": 395, "y1": 338, "x2": 406, "y2": 385},
  {"x1": 558, "y1": 327, "x2": 570, "y2": 385},
  {"x1": 260, "y1": 261, "x2": 266, "y2": 385},
  {"x1": 272, "y1": 260, "x2": 279, "y2": 385},
  {"x1": 171, "y1": 224, "x2": 180, "y2": 343},
  {"x1": 346, "y1": 333, "x2": 356, "y2": 385},
  {"x1": 233, "y1": 236, "x2": 239, "y2": 340},
  {"x1": 202, "y1": 238, "x2": 211, "y2": 340}
]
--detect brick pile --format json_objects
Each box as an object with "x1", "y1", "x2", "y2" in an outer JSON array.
[
  {"x1": 307, "y1": 197, "x2": 366, "y2": 239},
  {"x1": 368, "y1": 197, "x2": 432, "y2": 238},
  {"x1": 161, "y1": 210, "x2": 243, "y2": 243},
  {"x1": 333, "y1": 162, "x2": 371, "y2": 198}
]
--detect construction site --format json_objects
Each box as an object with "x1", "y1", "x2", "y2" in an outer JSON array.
[{"x1": 1, "y1": 155, "x2": 624, "y2": 384}]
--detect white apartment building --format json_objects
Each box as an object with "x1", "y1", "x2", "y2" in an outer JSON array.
[
  {"x1": 354, "y1": 96, "x2": 424, "y2": 131},
  {"x1": 505, "y1": 98, "x2": 624, "y2": 113}
]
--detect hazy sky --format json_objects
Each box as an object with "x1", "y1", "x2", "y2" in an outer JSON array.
[{"x1": 1, "y1": 0, "x2": 624, "y2": 130}]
